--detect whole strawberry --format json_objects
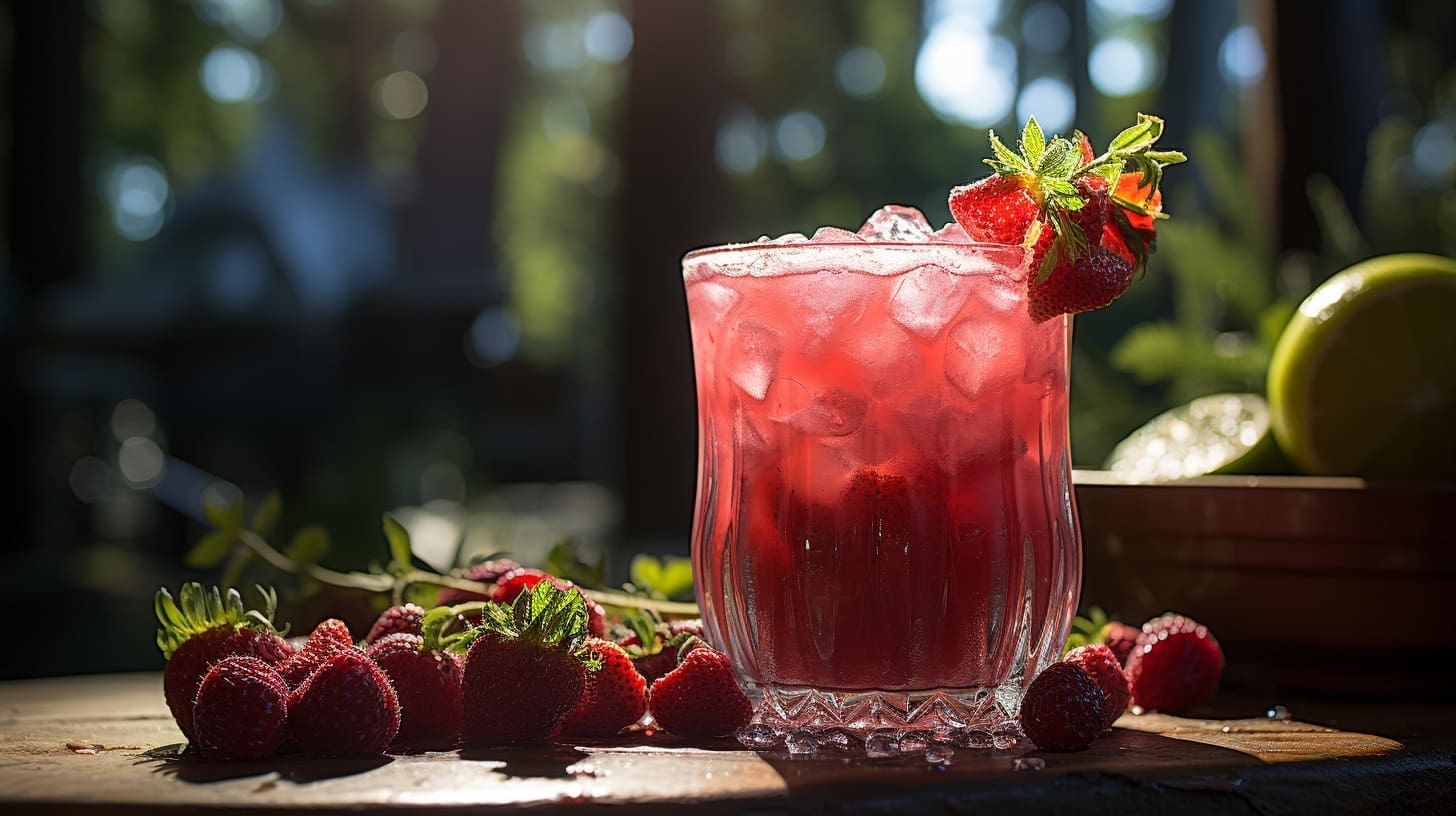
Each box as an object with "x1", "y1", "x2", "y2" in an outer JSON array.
[
  {"x1": 279, "y1": 618, "x2": 357, "y2": 688},
  {"x1": 1028, "y1": 246, "x2": 1135, "y2": 323},
  {"x1": 1020, "y1": 661, "x2": 1104, "y2": 752},
  {"x1": 436, "y1": 558, "x2": 523, "y2": 605},
  {"x1": 459, "y1": 583, "x2": 596, "y2": 746},
  {"x1": 1125, "y1": 613, "x2": 1224, "y2": 713},
  {"x1": 648, "y1": 645, "x2": 751, "y2": 740},
  {"x1": 367, "y1": 607, "x2": 465, "y2": 750},
  {"x1": 493, "y1": 569, "x2": 607, "y2": 639},
  {"x1": 948, "y1": 173, "x2": 1038, "y2": 244},
  {"x1": 289, "y1": 650, "x2": 400, "y2": 755},
  {"x1": 191, "y1": 656, "x2": 290, "y2": 761},
  {"x1": 155, "y1": 583, "x2": 292, "y2": 743},
  {"x1": 559, "y1": 638, "x2": 648, "y2": 738},
  {"x1": 1064, "y1": 644, "x2": 1131, "y2": 733},
  {"x1": 365, "y1": 603, "x2": 426, "y2": 644}
]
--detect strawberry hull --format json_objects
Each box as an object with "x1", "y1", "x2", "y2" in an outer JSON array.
[{"x1": 684, "y1": 236, "x2": 1082, "y2": 739}]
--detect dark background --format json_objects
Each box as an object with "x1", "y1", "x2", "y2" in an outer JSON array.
[{"x1": 2, "y1": 0, "x2": 1453, "y2": 677}]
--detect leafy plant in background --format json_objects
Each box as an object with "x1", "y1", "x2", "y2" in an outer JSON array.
[
  {"x1": 184, "y1": 492, "x2": 698, "y2": 618},
  {"x1": 1107, "y1": 133, "x2": 1298, "y2": 412}
]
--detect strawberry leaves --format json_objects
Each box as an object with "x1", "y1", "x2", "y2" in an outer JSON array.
[{"x1": 155, "y1": 583, "x2": 285, "y2": 659}]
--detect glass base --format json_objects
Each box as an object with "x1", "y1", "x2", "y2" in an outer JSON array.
[{"x1": 738, "y1": 684, "x2": 1027, "y2": 755}]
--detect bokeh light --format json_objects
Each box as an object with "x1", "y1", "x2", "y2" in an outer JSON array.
[
  {"x1": 1089, "y1": 36, "x2": 1157, "y2": 97},
  {"x1": 1090, "y1": 0, "x2": 1173, "y2": 22},
  {"x1": 466, "y1": 307, "x2": 522, "y2": 367},
  {"x1": 108, "y1": 159, "x2": 170, "y2": 241},
  {"x1": 1219, "y1": 26, "x2": 1267, "y2": 86},
  {"x1": 192, "y1": 0, "x2": 283, "y2": 42},
  {"x1": 1021, "y1": 2, "x2": 1071, "y2": 53},
  {"x1": 523, "y1": 21, "x2": 586, "y2": 71},
  {"x1": 836, "y1": 47, "x2": 887, "y2": 98},
  {"x1": 200, "y1": 45, "x2": 268, "y2": 103},
  {"x1": 716, "y1": 110, "x2": 768, "y2": 174},
  {"x1": 773, "y1": 111, "x2": 827, "y2": 162},
  {"x1": 111, "y1": 399, "x2": 157, "y2": 440},
  {"x1": 916, "y1": 19, "x2": 1017, "y2": 126},
  {"x1": 1017, "y1": 77, "x2": 1076, "y2": 135},
  {"x1": 1412, "y1": 121, "x2": 1456, "y2": 179},
  {"x1": 583, "y1": 11, "x2": 633, "y2": 63},
  {"x1": 118, "y1": 437, "x2": 166, "y2": 487},
  {"x1": 373, "y1": 71, "x2": 429, "y2": 120}
]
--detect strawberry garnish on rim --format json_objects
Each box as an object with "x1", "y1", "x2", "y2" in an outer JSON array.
[{"x1": 949, "y1": 114, "x2": 1185, "y2": 321}]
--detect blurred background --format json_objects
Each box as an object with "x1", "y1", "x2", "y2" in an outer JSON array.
[{"x1": 2, "y1": 0, "x2": 1453, "y2": 678}]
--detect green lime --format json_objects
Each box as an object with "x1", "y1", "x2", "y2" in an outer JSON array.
[
  {"x1": 1103, "y1": 393, "x2": 1275, "y2": 483},
  {"x1": 1267, "y1": 253, "x2": 1456, "y2": 481}
]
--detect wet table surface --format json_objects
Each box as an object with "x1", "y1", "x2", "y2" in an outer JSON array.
[{"x1": 2, "y1": 673, "x2": 1453, "y2": 815}]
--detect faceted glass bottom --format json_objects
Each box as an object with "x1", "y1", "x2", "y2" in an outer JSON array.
[{"x1": 738, "y1": 684, "x2": 1027, "y2": 755}]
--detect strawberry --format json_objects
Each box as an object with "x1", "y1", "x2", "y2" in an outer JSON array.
[
  {"x1": 493, "y1": 569, "x2": 606, "y2": 639},
  {"x1": 155, "y1": 584, "x2": 292, "y2": 743},
  {"x1": 1064, "y1": 644, "x2": 1131, "y2": 733},
  {"x1": 288, "y1": 649, "x2": 400, "y2": 755},
  {"x1": 1027, "y1": 246, "x2": 1136, "y2": 323},
  {"x1": 558, "y1": 638, "x2": 649, "y2": 738},
  {"x1": 648, "y1": 645, "x2": 751, "y2": 740},
  {"x1": 365, "y1": 603, "x2": 426, "y2": 644},
  {"x1": 1102, "y1": 621, "x2": 1141, "y2": 666},
  {"x1": 459, "y1": 582, "x2": 596, "y2": 746},
  {"x1": 948, "y1": 174, "x2": 1039, "y2": 244},
  {"x1": 1125, "y1": 613, "x2": 1224, "y2": 713},
  {"x1": 1019, "y1": 661, "x2": 1104, "y2": 752},
  {"x1": 367, "y1": 616, "x2": 464, "y2": 750},
  {"x1": 279, "y1": 618, "x2": 357, "y2": 688},
  {"x1": 949, "y1": 114, "x2": 1184, "y2": 321},
  {"x1": 490, "y1": 568, "x2": 553, "y2": 603},
  {"x1": 191, "y1": 656, "x2": 290, "y2": 761},
  {"x1": 436, "y1": 558, "x2": 524, "y2": 606}
]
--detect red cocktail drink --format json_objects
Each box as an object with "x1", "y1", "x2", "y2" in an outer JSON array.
[{"x1": 683, "y1": 208, "x2": 1081, "y2": 745}]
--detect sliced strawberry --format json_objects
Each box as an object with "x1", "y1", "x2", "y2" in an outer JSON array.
[{"x1": 1125, "y1": 613, "x2": 1223, "y2": 713}]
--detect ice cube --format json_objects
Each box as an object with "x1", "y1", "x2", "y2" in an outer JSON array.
[
  {"x1": 1022, "y1": 319, "x2": 1064, "y2": 394},
  {"x1": 770, "y1": 232, "x2": 809, "y2": 244},
  {"x1": 945, "y1": 318, "x2": 1017, "y2": 401},
  {"x1": 686, "y1": 280, "x2": 741, "y2": 325},
  {"x1": 725, "y1": 320, "x2": 783, "y2": 400},
  {"x1": 766, "y1": 377, "x2": 867, "y2": 437},
  {"x1": 932, "y1": 221, "x2": 972, "y2": 243},
  {"x1": 810, "y1": 226, "x2": 865, "y2": 243},
  {"x1": 857, "y1": 205, "x2": 935, "y2": 241},
  {"x1": 890, "y1": 264, "x2": 974, "y2": 339},
  {"x1": 778, "y1": 270, "x2": 875, "y2": 350},
  {"x1": 843, "y1": 321, "x2": 921, "y2": 397}
]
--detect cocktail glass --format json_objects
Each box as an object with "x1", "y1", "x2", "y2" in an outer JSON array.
[{"x1": 682, "y1": 208, "x2": 1082, "y2": 752}]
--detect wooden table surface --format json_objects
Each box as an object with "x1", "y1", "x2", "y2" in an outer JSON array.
[{"x1": 2, "y1": 673, "x2": 1453, "y2": 814}]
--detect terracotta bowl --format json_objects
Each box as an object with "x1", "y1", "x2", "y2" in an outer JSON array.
[{"x1": 1073, "y1": 471, "x2": 1456, "y2": 694}]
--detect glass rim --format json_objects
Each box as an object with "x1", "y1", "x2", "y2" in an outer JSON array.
[{"x1": 681, "y1": 238, "x2": 1023, "y2": 263}]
